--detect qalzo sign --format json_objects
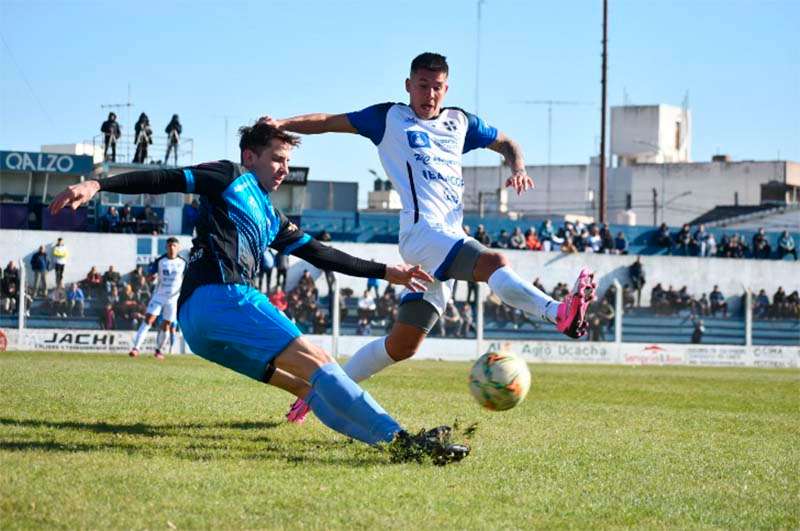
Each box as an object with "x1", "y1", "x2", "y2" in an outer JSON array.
[{"x1": 1, "y1": 150, "x2": 94, "y2": 175}]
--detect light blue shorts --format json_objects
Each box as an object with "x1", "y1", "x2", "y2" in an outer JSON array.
[{"x1": 178, "y1": 284, "x2": 301, "y2": 381}]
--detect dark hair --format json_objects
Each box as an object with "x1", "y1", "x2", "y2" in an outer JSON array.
[
  {"x1": 166, "y1": 237, "x2": 179, "y2": 245},
  {"x1": 410, "y1": 52, "x2": 449, "y2": 76},
  {"x1": 238, "y1": 121, "x2": 300, "y2": 161}
]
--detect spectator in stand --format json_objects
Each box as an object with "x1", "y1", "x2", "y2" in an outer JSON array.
[
  {"x1": 102, "y1": 265, "x2": 121, "y2": 294},
  {"x1": 459, "y1": 302, "x2": 475, "y2": 337},
  {"x1": 532, "y1": 277, "x2": 546, "y2": 294},
  {"x1": 523, "y1": 228, "x2": 542, "y2": 251},
  {"x1": 694, "y1": 293, "x2": 710, "y2": 316},
  {"x1": 141, "y1": 206, "x2": 164, "y2": 234},
  {"x1": 483, "y1": 290, "x2": 504, "y2": 323},
  {"x1": 492, "y1": 229, "x2": 510, "y2": 249},
  {"x1": 48, "y1": 284, "x2": 68, "y2": 317},
  {"x1": 674, "y1": 224, "x2": 692, "y2": 255},
  {"x1": 101, "y1": 303, "x2": 116, "y2": 330},
  {"x1": 52, "y1": 237, "x2": 68, "y2": 287},
  {"x1": 690, "y1": 318, "x2": 705, "y2": 344},
  {"x1": 560, "y1": 234, "x2": 578, "y2": 254},
  {"x1": 258, "y1": 249, "x2": 274, "y2": 294},
  {"x1": 753, "y1": 289, "x2": 770, "y2": 319},
  {"x1": 706, "y1": 232, "x2": 718, "y2": 257},
  {"x1": 129, "y1": 265, "x2": 151, "y2": 302},
  {"x1": 100, "y1": 112, "x2": 121, "y2": 162},
  {"x1": 356, "y1": 317, "x2": 372, "y2": 336},
  {"x1": 275, "y1": 252, "x2": 289, "y2": 290},
  {"x1": 771, "y1": 287, "x2": 786, "y2": 319},
  {"x1": 101, "y1": 206, "x2": 121, "y2": 232},
  {"x1": 81, "y1": 266, "x2": 103, "y2": 298},
  {"x1": 317, "y1": 229, "x2": 332, "y2": 242},
  {"x1": 588, "y1": 298, "x2": 615, "y2": 341},
  {"x1": 133, "y1": 112, "x2": 153, "y2": 163},
  {"x1": 269, "y1": 286, "x2": 288, "y2": 315},
  {"x1": 105, "y1": 284, "x2": 120, "y2": 307},
  {"x1": 600, "y1": 224, "x2": 615, "y2": 253},
  {"x1": 656, "y1": 223, "x2": 672, "y2": 252},
  {"x1": 312, "y1": 308, "x2": 328, "y2": 334},
  {"x1": 438, "y1": 299, "x2": 463, "y2": 337},
  {"x1": 551, "y1": 282, "x2": 569, "y2": 300},
  {"x1": 376, "y1": 289, "x2": 396, "y2": 324},
  {"x1": 30, "y1": 245, "x2": 50, "y2": 297},
  {"x1": 676, "y1": 286, "x2": 693, "y2": 312},
  {"x1": 777, "y1": 230, "x2": 797, "y2": 260},
  {"x1": 587, "y1": 226, "x2": 602, "y2": 253},
  {"x1": 611, "y1": 231, "x2": 628, "y2": 255},
  {"x1": 116, "y1": 284, "x2": 143, "y2": 329},
  {"x1": 298, "y1": 269, "x2": 317, "y2": 296},
  {"x1": 538, "y1": 219, "x2": 558, "y2": 252},
  {"x1": 474, "y1": 224, "x2": 491, "y2": 246},
  {"x1": 752, "y1": 228, "x2": 772, "y2": 259},
  {"x1": 622, "y1": 284, "x2": 635, "y2": 310},
  {"x1": 692, "y1": 224, "x2": 711, "y2": 257},
  {"x1": 628, "y1": 256, "x2": 645, "y2": 306},
  {"x1": 786, "y1": 290, "x2": 800, "y2": 320},
  {"x1": 119, "y1": 204, "x2": 136, "y2": 233},
  {"x1": 164, "y1": 114, "x2": 182, "y2": 165},
  {"x1": 709, "y1": 285, "x2": 728, "y2": 317},
  {"x1": 508, "y1": 227, "x2": 526, "y2": 250},
  {"x1": 357, "y1": 289, "x2": 377, "y2": 322},
  {"x1": 2, "y1": 262, "x2": 20, "y2": 314},
  {"x1": 651, "y1": 283, "x2": 669, "y2": 315},
  {"x1": 67, "y1": 283, "x2": 85, "y2": 317}
]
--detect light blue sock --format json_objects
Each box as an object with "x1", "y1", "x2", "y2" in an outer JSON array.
[
  {"x1": 305, "y1": 389, "x2": 376, "y2": 444},
  {"x1": 310, "y1": 363, "x2": 401, "y2": 444}
]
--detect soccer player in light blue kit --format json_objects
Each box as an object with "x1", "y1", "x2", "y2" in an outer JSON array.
[
  {"x1": 49, "y1": 121, "x2": 469, "y2": 464},
  {"x1": 265, "y1": 53, "x2": 598, "y2": 423}
]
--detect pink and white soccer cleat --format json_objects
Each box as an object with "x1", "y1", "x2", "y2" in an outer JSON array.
[
  {"x1": 128, "y1": 348, "x2": 139, "y2": 358},
  {"x1": 555, "y1": 267, "x2": 598, "y2": 339},
  {"x1": 154, "y1": 350, "x2": 165, "y2": 360},
  {"x1": 286, "y1": 398, "x2": 310, "y2": 424}
]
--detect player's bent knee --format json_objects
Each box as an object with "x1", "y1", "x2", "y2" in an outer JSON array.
[
  {"x1": 474, "y1": 252, "x2": 508, "y2": 282},
  {"x1": 386, "y1": 317, "x2": 430, "y2": 362},
  {"x1": 274, "y1": 337, "x2": 333, "y2": 382}
]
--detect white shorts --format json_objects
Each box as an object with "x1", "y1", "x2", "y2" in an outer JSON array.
[
  {"x1": 146, "y1": 295, "x2": 179, "y2": 323},
  {"x1": 398, "y1": 217, "x2": 471, "y2": 315}
]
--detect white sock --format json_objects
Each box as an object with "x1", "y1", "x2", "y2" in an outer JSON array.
[
  {"x1": 488, "y1": 266, "x2": 560, "y2": 324},
  {"x1": 132, "y1": 322, "x2": 151, "y2": 349},
  {"x1": 343, "y1": 337, "x2": 395, "y2": 382},
  {"x1": 155, "y1": 328, "x2": 167, "y2": 352}
]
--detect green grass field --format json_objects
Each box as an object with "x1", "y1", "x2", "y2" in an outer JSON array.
[{"x1": 1, "y1": 351, "x2": 798, "y2": 529}]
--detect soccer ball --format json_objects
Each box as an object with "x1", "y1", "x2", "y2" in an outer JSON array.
[{"x1": 468, "y1": 351, "x2": 531, "y2": 411}]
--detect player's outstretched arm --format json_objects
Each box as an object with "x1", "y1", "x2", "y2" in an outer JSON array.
[
  {"x1": 49, "y1": 180, "x2": 102, "y2": 214},
  {"x1": 260, "y1": 114, "x2": 356, "y2": 135},
  {"x1": 289, "y1": 239, "x2": 432, "y2": 292},
  {"x1": 488, "y1": 132, "x2": 535, "y2": 194}
]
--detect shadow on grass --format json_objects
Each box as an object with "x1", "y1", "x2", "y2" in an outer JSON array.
[{"x1": 0, "y1": 417, "x2": 386, "y2": 466}]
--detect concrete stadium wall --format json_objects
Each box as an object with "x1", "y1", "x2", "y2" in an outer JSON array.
[
  {"x1": 3, "y1": 329, "x2": 798, "y2": 369},
  {"x1": 2, "y1": 230, "x2": 798, "y2": 309}
]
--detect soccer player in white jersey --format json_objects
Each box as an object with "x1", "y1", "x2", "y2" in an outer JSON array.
[
  {"x1": 265, "y1": 52, "x2": 597, "y2": 422},
  {"x1": 129, "y1": 237, "x2": 187, "y2": 360}
]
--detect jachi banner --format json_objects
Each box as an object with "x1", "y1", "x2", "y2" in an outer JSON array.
[{"x1": 1, "y1": 150, "x2": 94, "y2": 174}]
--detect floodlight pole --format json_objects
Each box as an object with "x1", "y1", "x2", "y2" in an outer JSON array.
[{"x1": 599, "y1": 0, "x2": 608, "y2": 223}]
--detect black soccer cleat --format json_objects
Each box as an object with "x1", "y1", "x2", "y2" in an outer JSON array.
[{"x1": 388, "y1": 425, "x2": 470, "y2": 466}]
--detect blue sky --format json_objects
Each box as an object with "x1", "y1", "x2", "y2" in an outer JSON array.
[{"x1": 1, "y1": 0, "x2": 798, "y2": 205}]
